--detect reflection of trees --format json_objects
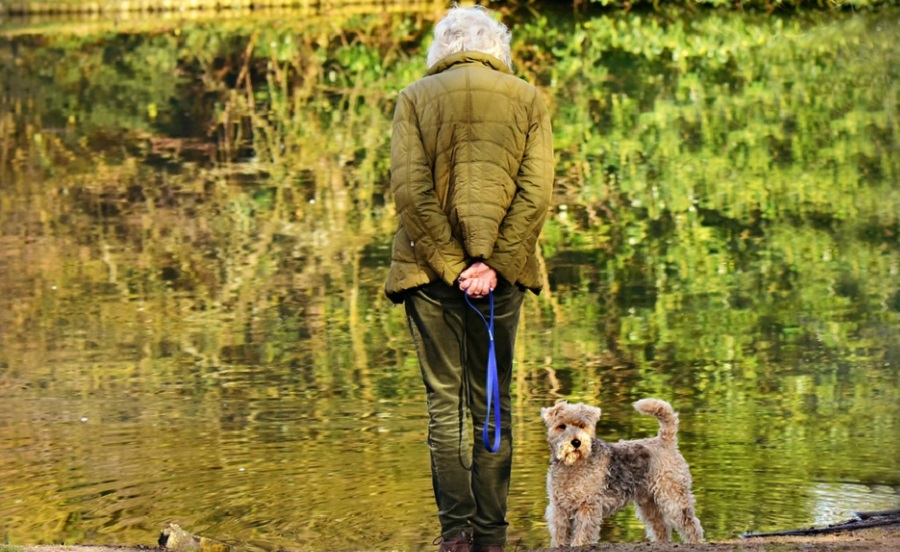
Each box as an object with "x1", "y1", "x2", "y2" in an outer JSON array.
[
  {"x1": 519, "y1": 10, "x2": 898, "y2": 378},
  {"x1": 2, "y1": 6, "x2": 897, "y2": 389},
  {"x1": 1, "y1": 7, "x2": 898, "y2": 542}
]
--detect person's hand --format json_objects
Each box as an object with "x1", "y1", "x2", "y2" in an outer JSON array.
[{"x1": 459, "y1": 261, "x2": 497, "y2": 299}]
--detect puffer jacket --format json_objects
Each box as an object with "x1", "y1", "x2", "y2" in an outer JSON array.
[{"x1": 385, "y1": 51, "x2": 554, "y2": 302}]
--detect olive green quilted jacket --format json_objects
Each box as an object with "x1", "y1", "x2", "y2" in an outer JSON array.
[{"x1": 385, "y1": 51, "x2": 554, "y2": 302}]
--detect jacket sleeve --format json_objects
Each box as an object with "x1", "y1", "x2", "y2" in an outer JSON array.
[
  {"x1": 488, "y1": 91, "x2": 554, "y2": 284},
  {"x1": 391, "y1": 90, "x2": 468, "y2": 286}
]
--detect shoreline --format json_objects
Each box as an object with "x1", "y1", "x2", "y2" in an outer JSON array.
[
  {"x1": 10, "y1": 523, "x2": 900, "y2": 552},
  {"x1": 9, "y1": 512, "x2": 900, "y2": 551}
]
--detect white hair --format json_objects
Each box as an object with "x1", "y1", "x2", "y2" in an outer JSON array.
[{"x1": 426, "y1": 5, "x2": 512, "y2": 70}]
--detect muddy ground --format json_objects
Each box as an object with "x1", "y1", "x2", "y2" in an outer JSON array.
[
  {"x1": 12, "y1": 525, "x2": 900, "y2": 552},
  {"x1": 12, "y1": 514, "x2": 900, "y2": 552}
]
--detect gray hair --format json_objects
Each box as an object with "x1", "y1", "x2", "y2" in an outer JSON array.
[{"x1": 426, "y1": 5, "x2": 512, "y2": 70}]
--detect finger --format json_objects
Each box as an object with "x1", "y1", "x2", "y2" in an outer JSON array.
[
  {"x1": 476, "y1": 280, "x2": 489, "y2": 296},
  {"x1": 466, "y1": 281, "x2": 483, "y2": 297}
]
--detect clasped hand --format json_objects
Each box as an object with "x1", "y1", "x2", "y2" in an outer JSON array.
[{"x1": 458, "y1": 261, "x2": 497, "y2": 299}]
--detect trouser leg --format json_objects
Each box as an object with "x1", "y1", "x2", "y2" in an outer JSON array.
[
  {"x1": 406, "y1": 281, "x2": 474, "y2": 541},
  {"x1": 466, "y1": 280, "x2": 523, "y2": 546},
  {"x1": 405, "y1": 279, "x2": 525, "y2": 545}
]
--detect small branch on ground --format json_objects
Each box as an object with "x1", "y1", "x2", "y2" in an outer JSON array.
[
  {"x1": 741, "y1": 511, "x2": 900, "y2": 539},
  {"x1": 854, "y1": 508, "x2": 900, "y2": 520}
]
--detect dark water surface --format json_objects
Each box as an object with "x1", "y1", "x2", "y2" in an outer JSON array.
[{"x1": 1, "y1": 5, "x2": 898, "y2": 551}]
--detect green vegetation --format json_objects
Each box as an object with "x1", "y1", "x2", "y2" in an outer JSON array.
[
  {"x1": 581, "y1": 0, "x2": 897, "y2": 10},
  {"x1": 1, "y1": 0, "x2": 898, "y2": 16}
]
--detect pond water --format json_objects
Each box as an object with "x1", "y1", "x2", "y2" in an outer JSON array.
[{"x1": 1, "y1": 5, "x2": 899, "y2": 551}]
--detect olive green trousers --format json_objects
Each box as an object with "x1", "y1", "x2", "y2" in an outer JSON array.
[{"x1": 404, "y1": 279, "x2": 525, "y2": 546}]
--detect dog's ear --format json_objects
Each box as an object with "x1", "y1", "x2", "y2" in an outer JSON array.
[
  {"x1": 541, "y1": 402, "x2": 566, "y2": 426},
  {"x1": 585, "y1": 405, "x2": 601, "y2": 426},
  {"x1": 540, "y1": 407, "x2": 552, "y2": 426}
]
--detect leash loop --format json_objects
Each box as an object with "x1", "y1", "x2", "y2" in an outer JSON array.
[{"x1": 464, "y1": 290, "x2": 501, "y2": 453}]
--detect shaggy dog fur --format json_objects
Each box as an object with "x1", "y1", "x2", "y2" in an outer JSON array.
[{"x1": 541, "y1": 398, "x2": 703, "y2": 546}]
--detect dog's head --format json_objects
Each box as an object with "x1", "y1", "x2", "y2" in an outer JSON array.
[{"x1": 541, "y1": 401, "x2": 601, "y2": 466}]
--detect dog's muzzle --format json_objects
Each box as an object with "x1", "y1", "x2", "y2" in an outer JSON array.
[{"x1": 555, "y1": 436, "x2": 588, "y2": 465}]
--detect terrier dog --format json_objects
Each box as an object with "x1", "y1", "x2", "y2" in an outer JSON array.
[{"x1": 541, "y1": 398, "x2": 703, "y2": 546}]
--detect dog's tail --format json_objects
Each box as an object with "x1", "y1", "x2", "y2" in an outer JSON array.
[{"x1": 633, "y1": 398, "x2": 679, "y2": 443}]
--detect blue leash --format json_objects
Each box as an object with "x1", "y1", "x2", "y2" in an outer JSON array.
[{"x1": 464, "y1": 290, "x2": 501, "y2": 453}]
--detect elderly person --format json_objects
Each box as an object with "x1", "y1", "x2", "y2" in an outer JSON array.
[{"x1": 385, "y1": 5, "x2": 554, "y2": 552}]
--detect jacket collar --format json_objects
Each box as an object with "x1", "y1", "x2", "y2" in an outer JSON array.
[{"x1": 426, "y1": 51, "x2": 513, "y2": 77}]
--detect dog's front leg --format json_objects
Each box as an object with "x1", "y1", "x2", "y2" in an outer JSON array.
[
  {"x1": 545, "y1": 500, "x2": 571, "y2": 547},
  {"x1": 570, "y1": 506, "x2": 602, "y2": 546}
]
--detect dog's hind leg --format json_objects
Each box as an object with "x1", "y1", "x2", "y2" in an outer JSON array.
[
  {"x1": 657, "y1": 484, "x2": 704, "y2": 543},
  {"x1": 674, "y1": 505, "x2": 704, "y2": 543},
  {"x1": 635, "y1": 496, "x2": 671, "y2": 542}
]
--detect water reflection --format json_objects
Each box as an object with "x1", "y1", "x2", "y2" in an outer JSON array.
[{"x1": 1, "y1": 4, "x2": 899, "y2": 551}]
